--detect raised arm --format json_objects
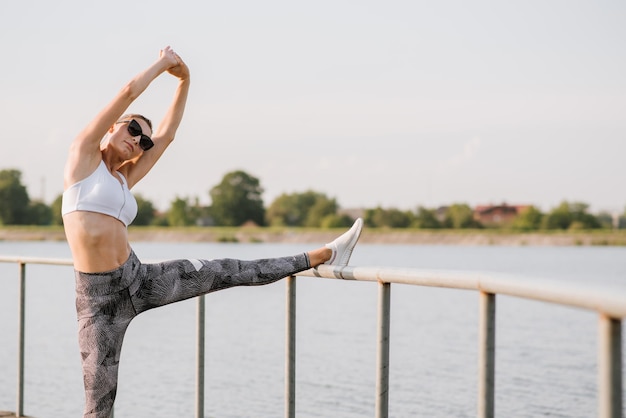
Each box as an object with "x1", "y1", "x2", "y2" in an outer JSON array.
[
  {"x1": 64, "y1": 47, "x2": 179, "y2": 188},
  {"x1": 124, "y1": 52, "x2": 191, "y2": 187}
]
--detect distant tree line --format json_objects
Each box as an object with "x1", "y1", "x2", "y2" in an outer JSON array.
[
  {"x1": 362, "y1": 202, "x2": 611, "y2": 230},
  {"x1": 0, "y1": 168, "x2": 621, "y2": 230}
]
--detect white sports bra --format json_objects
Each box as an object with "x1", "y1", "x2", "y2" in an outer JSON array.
[{"x1": 62, "y1": 160, "x2": 138, "y2": 226}]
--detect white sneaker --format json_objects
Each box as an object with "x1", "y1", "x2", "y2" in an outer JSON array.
[{"x1": 324, "y1": 218, "x2": 363, "y2": 266}]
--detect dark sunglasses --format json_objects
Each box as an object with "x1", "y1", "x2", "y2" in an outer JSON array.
[{"x1": 116, "y1": 119, "x2": 154, "y2": 151}]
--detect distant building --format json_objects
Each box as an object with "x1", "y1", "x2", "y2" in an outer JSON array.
[
  {"x1": 473, "y1": 203, "x2": 529, "y2": 227},
  {"x1": 435, "y1": 206, "x2": 449, "y2": 223}
]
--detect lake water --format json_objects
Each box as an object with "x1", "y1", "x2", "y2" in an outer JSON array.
[{"x1": 0, "y1": 241, "x2": 625, "y2": 417}]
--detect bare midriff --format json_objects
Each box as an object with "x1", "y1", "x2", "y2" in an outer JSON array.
[{"x1": 63, "y1": 211, "x2": 132, "y2": 273}]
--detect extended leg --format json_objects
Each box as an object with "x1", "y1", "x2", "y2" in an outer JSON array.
[
  {"x1": 130, "y1": 253, "x2": 310, "y2": 313},
  {"x1": 130, "y1": 218, "x2": 364, "y2": 314}
]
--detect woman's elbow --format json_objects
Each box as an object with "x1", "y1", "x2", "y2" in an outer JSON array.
[
  {"x1": 120, "y1": 82, "x2": 141, "y2": 101},
  {"x1": 165, "y1": 134, "x2": 176, "y2": 144}
]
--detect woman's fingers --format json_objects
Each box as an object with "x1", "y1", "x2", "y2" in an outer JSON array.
[{"x1": 159, "y1": 46, "x2": 179, "y2": 68}]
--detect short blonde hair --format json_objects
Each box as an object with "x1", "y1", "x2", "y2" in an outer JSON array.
[{"x1": 117, "y1": 114, "x2": 153, "y2": 132}]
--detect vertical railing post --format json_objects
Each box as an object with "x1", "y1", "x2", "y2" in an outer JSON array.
[
  {"x1": 285, "y1": 276, "x2": 296, "y2": 418},
  {"x1": 598, "y1": 314, "x2": 622, "y2": 418},
  {"x1": 196, "y1": 295, "x2": 206, "y2": 418},
  {"x1": 478, "y1": 291, "x2": 496, "y2": 418},
  {"x1": 375, "y1": 281, "x2": 391, "y2": 418},
  {"x1": 17, "y1": 262, "x2": 26, "y2": 418}
]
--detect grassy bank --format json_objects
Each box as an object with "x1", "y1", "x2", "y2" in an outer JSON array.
[{"x1": 1, "y1": 225, "x2": 626, "y2": 246}]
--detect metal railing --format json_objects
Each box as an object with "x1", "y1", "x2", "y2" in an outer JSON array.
[
  {"x1": 1, "y1": 256, "x2": 624, "y2": 418},
  {"x1": 303, "y1": 265, "x2": 625, "y2": 418}
]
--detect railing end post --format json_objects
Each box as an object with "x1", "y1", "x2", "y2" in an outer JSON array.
[
  {"x1": 196, "y1": 295, "x2": 206, "y2": 418},
  {"x1": 17, "y1": 262, "x2": 26, "y2": 417},
  {"x1": 375, "y1": 281, "x2": 391, "y2": 418},
  {"x1": 478, "y1": 291, "x2": 496, "y2": 418},
  {"x1": 285, "y1": 275, "x2": 296, "y2": 418},
  {"x1": 598, "y1": 314, "x2": 622, "y2": 418}
]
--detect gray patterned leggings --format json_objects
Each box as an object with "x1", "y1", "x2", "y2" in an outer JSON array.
[{"x1": 74, "y1": 250, "x2": 310, "y2": 418}]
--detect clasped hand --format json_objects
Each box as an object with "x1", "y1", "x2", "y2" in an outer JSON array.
[{"x1": 160, "y1": 46, "x2": 190, "y2": 80}]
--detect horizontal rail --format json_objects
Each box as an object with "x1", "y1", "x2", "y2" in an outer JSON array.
[
  {"x1": 0, "y1": 256, "x2": 74, "y2": 266},
  {"x1": 305, "y1": 264, "x2": 626, "y2": 319},
  {"x1": 5, "y1": 256, "x2": 623, "y2": 319}
]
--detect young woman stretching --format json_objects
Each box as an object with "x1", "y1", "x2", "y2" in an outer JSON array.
[{"x1": 61, "y1": 46, "x2": 363, "y2": 418}]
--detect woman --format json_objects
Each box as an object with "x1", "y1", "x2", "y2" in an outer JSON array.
[{"x1": 61, "y1": 46, "x2": 363, "y2": 418}]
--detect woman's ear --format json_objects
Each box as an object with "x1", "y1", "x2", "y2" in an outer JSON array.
[{"x1": 108, "y1": 124, "x2": 116, "y2": 133}]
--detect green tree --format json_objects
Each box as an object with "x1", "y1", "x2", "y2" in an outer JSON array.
[
  {"x1": 615, "y1": 207, "x2": 626, "y2": 229},
  {"x1": 50, "y1": 194, "x2": 64, "y2": 225},
  {"x1": 364, "y1": 207, "x2": 413, "y2": 228},
  {"x1": 542, "y1": 201, "x2": 600, "y2": 230},
  {"x1": 266, "y1": 190, "x2": 336, "y2": 227},
  {"x1": 304, "y1": 196, "x2": 339, "y2": 227},
  {"x1": 26, "y1": 200, "x2": 53, "y2": 225},
  {"x1": 265, "y1": 193, "x2": 304, "y2": 226},
  {"x1": 595, "y1": 211, "x2": 614, "y2": 229},
  {"x1": 133, "y1": 194, "x2": 157, "y2": 226},
  {"x1": 443, "y1": 204, "x2": 481, "y2": 229},
  {"x1": 209, "y1": 170, "x2": 265, "y2": 226},
  {"x1": 413, "y1": 206, "x2": 442, "y2": 229},
  {"x1": 511, "y1": 206, "x2": 543, "y2": 231},
  {"x1": 167, "y1": 197, "x2": 196, "y2": 226},
  {"x1": 542, "y1": 202, "x2": 571, "y2": 230},
  {"x1": 568, "y1": 202, "x2": 601, "y2": 229},
  {"x1": 0, "y1": 169, "x2": 30, "y2": 224},
  {"x1": 320, "y1": 213, "x2": 354, "y2": 228}
]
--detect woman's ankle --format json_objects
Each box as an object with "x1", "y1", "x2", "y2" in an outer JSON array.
[{"x1": 308, "y1": 247, "x2": 333, "y2": 267}]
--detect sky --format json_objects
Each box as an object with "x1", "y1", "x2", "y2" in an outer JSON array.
[{"x1": 0, "y1": 1, "x2": 624, "y2": 214}]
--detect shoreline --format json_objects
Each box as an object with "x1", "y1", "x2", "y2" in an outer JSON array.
[{"x1": 0, "y1": 226, "x2": 625, "y2": 246}]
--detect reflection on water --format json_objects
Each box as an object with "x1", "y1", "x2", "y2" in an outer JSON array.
[{"x1": 0, "y1": 242, "x2": 624, "y2": 417}]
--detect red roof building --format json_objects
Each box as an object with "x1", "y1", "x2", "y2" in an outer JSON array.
[{"x1": 473, "y1": 203, "x2": 529, "y2": 227}]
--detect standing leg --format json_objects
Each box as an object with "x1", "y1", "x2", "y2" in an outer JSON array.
[
  {"x1": 77, "y1": 296, "x2": 135, "y2": 418},
  {"x1": 75, "y1": 257, "x2": 141, "y2": 418}
]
